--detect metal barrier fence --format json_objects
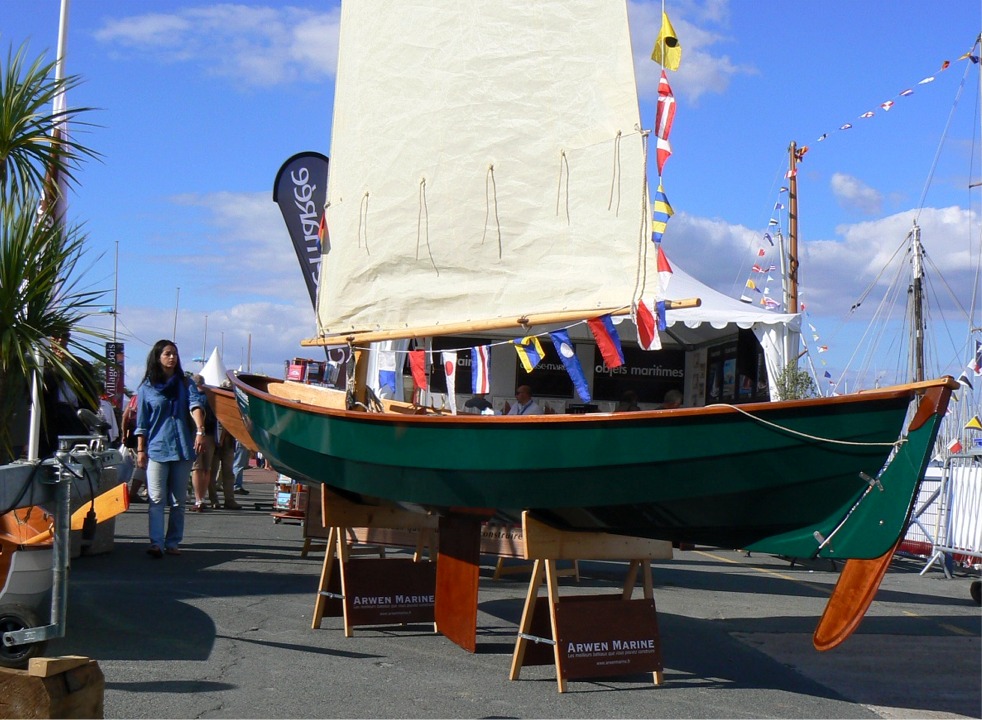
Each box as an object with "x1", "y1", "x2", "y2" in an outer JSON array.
[{"x1": 901, "y1": 452, "x2": 982, "y2": 577}]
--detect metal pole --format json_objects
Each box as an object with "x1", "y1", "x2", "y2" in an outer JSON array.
[{"x1": 173, "y1": 287, "x2": 180, "y2": 340}]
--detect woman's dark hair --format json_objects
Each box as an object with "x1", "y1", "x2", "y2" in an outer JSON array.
[{"x1": 143, "y1": 339, "x2": 183, "y2": 385}]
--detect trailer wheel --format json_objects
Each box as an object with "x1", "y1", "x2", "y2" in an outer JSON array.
[
  {"x1": 971, "y1": 580, "x2": 981, "y2": 606},
  {"x1": 0, "y1": 604, "x2": 46, "y2": 669}
]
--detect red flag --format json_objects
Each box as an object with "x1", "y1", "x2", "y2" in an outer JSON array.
[
  {"x1": 657, "y1": 245, "x2": 673, "y2": 292},
  {"x1": 635, "y1": 300, "x2": 661, "y2": 351},
  {"x1": 409, "y1": 350, "x2": 428, "y2": 390}
]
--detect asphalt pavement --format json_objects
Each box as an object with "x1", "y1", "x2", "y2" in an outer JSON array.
[{"x1": 41, "y1": 468, "x2": 981, "y2": 719}]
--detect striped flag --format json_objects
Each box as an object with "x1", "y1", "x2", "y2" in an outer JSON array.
[
  {"x1": 378, "y1": 350, "x2": 397, "y2": 396},
  {"x1": 441, "y1": 351, "x2": 457, "y2": 414},
  {"x1": 588, "y1": 315, "x2": 625, "y2": 369},
  {"x1": 513, "y1": 336, "x2": 545, "y2": 373},
  {"x1": 651, "y1": 184, "x2": 673, "y2": 243},
  {"x1": 471, "y1": 345, "x2": 491, "y2": 394}
]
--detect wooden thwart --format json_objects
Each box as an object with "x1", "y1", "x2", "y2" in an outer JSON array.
[{"x1": 510, "y1": 512, "x2": 672, "y2": 693}]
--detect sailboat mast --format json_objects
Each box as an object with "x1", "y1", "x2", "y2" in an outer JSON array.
[
  {"x1": 787, "y1": 142, "x2": 800, "y2": 314},
  {"x1": 910, "y1": 221, "x2": 926, "y2": 383}
]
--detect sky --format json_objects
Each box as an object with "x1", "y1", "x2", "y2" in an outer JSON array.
[{"x1": 5, "y1": 0, "x2": 981, "y2": 395}]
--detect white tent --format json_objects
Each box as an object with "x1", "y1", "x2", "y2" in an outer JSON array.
[{"x1": 200, "y1": 347, "x2": 229, "y2": 387}]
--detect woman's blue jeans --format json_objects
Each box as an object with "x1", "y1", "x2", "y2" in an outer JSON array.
[{"x1": 147, "y1": 458, "x2": 193, "y2": 549}]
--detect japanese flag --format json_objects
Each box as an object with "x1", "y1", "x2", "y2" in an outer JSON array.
[{"x1": 441, "y1": 351, "x2": 457, "y2": 415}]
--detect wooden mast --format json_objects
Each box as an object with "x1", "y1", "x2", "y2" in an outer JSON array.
[{"x1": 787, "y1": 141, "x2": 800, "y2": 314}]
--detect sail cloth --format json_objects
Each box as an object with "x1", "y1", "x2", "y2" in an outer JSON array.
[{"x1": 316, "y1": 2, "x2": 661, "y2": 341}]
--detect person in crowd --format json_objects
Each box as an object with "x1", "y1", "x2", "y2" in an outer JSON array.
[
  {"x1": 134, "y1": 340, "x2": 206, "y2": 558},
  {"x1": 660, "y1": 389, "x2": 683, "y2": 409},
  {"x1": 189, "y1": 375, "x2": 218, "y2": 512},
  {"x1": 506, "y1": 385, "x2": 543, "y2": 416},
  {"x1": 40, "y1": 331, "x2": 97, "y2": 457},
  {"x1": 121, "y1": 393, "x2": 148, "y2": 502},
  {"x1": 614, "y1": 390, "x2": 641, "y2": 412},
  {"x1": 209, "y1": 425, "x2": 242, "y2": 509},
  {"x1": 232, "y1": 440, "x2": 251, "y2": 495}
]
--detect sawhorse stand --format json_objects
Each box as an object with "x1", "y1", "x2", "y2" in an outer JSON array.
[
  {"x1": 311, "y1": 486, "x2": 438, "y2": 637},
  {"x1": 509, "y1": 512, "x2": 673, "y2": 693}
]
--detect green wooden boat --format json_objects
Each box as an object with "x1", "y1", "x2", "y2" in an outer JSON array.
[{"x1": 230, "y1": 372, "x2": 957, "y2": 561}]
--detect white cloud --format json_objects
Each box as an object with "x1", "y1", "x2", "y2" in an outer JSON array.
[
  {"x1": 94, "y1": 5, "x2": 341, "y2": 86},
  {"x1": 830, "y1": 172, "x2": 882, "y2": 215}
]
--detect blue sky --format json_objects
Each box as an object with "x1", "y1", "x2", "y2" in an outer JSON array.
[{"x1": 5, "y1": 1, "x2": 981, "y2": 394}]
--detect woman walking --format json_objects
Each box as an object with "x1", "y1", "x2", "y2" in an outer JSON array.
[{"x1": 134, "y1": 340, "x2": 206, "y2": 558}]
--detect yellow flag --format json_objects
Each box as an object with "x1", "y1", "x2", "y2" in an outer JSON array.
[
  {"x1": 651, "y1": 11, "x2": 682, "y2": 71},
  {"x1": 966, "y1": 415, "x2": 982, "y2": 431}
]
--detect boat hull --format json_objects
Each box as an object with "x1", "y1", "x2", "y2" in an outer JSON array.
[
  {"x1": 229, "y1": 374, "x2": 955, "y2": 560},
  {"x1": 203, "y1": 385, "x2": 260, "y2": 453}
]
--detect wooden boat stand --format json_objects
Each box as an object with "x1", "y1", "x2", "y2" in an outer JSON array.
[
  {"x1": 509, "y1": 512, "x2": 673, "y2": 693},
  {"x1": 310, "y1": 486, "x2": 438, "y2": 638}
]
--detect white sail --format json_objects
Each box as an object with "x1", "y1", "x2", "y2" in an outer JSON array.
[{"x1": 316, "y1": 1, "x2": 658, "y2": 340}]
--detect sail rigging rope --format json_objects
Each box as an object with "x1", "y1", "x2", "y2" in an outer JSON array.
[
  {"x1": 416, "y1": 178, "x2": 439, "y2": 275},
  {"x1": 357, "y1": 192, "x2": 370, "y2": 252},
  {"x1": 706, "y1": 401, "x2": 906, "y2": 448},
  {"x1": 482, "y1": 164, "x2": 503, "y2": 258},
  {"x1": 607, "y1": 131, "x2": 622, "y2": 215},
  {"x1": 556, "y1": 151, "x2": 571, "y2": 223}
]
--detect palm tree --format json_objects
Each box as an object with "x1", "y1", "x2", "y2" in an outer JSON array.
[{"x1": 0, "y1": 42, "x2": 102, "y2": 461}]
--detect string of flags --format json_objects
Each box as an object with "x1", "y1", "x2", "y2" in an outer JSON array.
[
  {"x1": 957, "y1": 340, "x2": 982, "y2": 389},
  {"x1": 812, "y1": 47, "x2": 979, "y2": 147},
  {"x1": 739, "y1": 187, "x2": 786, "y2": 311}
]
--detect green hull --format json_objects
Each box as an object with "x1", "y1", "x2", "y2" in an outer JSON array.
[{"x1": 230, "y1": 374, "x2": 955, "y2": 560}]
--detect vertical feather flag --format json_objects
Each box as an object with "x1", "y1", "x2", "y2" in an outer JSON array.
[
  {"x1": 655, "y1": 71, "x2": 675, "y2": 175},
  {"x1": 409, "y1": 350, "x2": 428, "y2": 390},
  {"x1": 651, "y1": 184, "x2": 674, "y2": 244},
  {"x1": 513, "y1": 336, "x2": 545, "y2": 373},
  {"x1": 588, "y1": 315, "x2": 625, "y2": 369},
  {"x1": 634, "y1": 299, "x2": 662, "y2": 351},
  {"x1": 549, "y1": 330, "x2": 591, "y2": 402},
  {"x1": 378, "y1": 350, "x2": 397, "y2": 396},
  {"x1": 441, "y1": 351, "x2": 457, "y2": 415},
  {"x1": 471, "y1": 345, "x2": 491, "y2": 394},
  {"x1": 650, "y1": 11, "x2": 681, "y2": 71}
]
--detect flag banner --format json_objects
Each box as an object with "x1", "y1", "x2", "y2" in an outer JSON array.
[
  {"x1": 656, "y1": 300, "x2": 667, "y2": 331},
  {"x1": 513, "y1": 336, "x2": 546, "y2": 373},
  {"x1": 588, "y1": 315, "x2": 625, "y2": 369},
  {"x1": 656, "y1": 245, "x2": 673, "y2": 293},
  {"x1": 651, "y1": 184, "x2": 673, "y2": 242},
  {"x1": 970, "y1": 340, "x2": 982, "y2": 374},
  {"x1": 958, "y1": 371, "x2": 974, "y2": 389},
  {"x1": 105, "y1": 342, "x2": 124, "y2": 409},
  {"x1": 966, "y1": 415, "x2": 982, "y2": 431},
  {"x1": 655, "y1": 71, "x2": 676, "y2": 142},
  {"x1": 409, "y1": 350, "x2": 428, "y2": 390},
  {"x1": 549, "y1": 330, "x2": 591, "y2": 402},
  {"x1": 650, "y1": 11, "x2": 681, "y2": 71},
  {"x1": 273, "y1": 151, "x2": 329, "y2": 309},
  {"x1": 378, "y1": 350, "x2": 397, "y2": 395},
  {"x1": 634, "y1": 300, "x2": 662, "y2": 351},
  {"x1": 441, "y1": 351, "x2": 457, "y2": 414},
  {"x1": 471, "y1": 345, "x2": 491, "y2": 394},
  {"x1": 947, "y1": 438, "x2": 963, "y2": 454}
]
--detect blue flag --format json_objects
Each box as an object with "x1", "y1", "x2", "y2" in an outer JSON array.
[
  {"x1": 549, "y1": 330, "x2": 591, "y2": 403},
  {"x1": 513, "y1": 336, "x2": 545, "y2": 373}
]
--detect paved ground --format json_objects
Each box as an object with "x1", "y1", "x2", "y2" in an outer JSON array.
[{"x1": 35, "y1": 469, "x2": 982, "y2": 719}]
